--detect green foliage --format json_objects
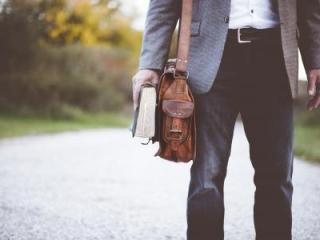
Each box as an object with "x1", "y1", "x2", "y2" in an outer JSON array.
[
  {"x1": 0, "y1": 112, "x2": 131, "y2": 138},
  {"x1": 294, "y1": 94, "x2": 320, "y2": 127},
  {"x1": 38, "y1": 0, "x2": 140, "y2": 48},
  {"x1": 296, "y1": 110, "x2": 320, "y2": 126},
  {"x1": 0, "y1": 0, "x2": 142, "y2": 117},
  {"x1": 0, "y1": 0, "x2": 142, "y2": 52},
  {"x1": 0, "y1": 45, "x2": 134, "y2": 117},
  {"x1": 294, "y1": 124, "x2": 320, "y2": 163},
  {"x1": 294, "y1": 100, "x2": 320, "y2": 163},
  {"x1": 0, "y1": 0, "x2": 41, "y2": 72}
]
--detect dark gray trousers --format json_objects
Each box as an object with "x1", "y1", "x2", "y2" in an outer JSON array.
[{"x1": 186, "y1": 28, "x2": 294, "y2": 240}]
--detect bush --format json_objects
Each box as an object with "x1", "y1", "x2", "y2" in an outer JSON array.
[
  {"x1": 0, "y1": 45, "x2": 134, "y2": 118},
  {"x1": 295, "y1": 110, "x2": 320, "y2": 126}
]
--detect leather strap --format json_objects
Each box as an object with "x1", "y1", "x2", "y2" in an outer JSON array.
[{"x1": 176, "y1": 0, "x2": 193, "y2": 73}]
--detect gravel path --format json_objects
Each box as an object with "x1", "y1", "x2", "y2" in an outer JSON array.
[{"x1": 0, "y1": 123, "x2": 319, "y2": 240}]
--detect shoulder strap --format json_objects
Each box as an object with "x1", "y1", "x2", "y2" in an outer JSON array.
[{"x1": 176, "y1": 0, "x2": 193, "y2": 73}]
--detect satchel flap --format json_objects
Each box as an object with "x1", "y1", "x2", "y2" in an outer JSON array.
[{"x1": 162, "y1": 100, "x2": 194, "y2": 118}]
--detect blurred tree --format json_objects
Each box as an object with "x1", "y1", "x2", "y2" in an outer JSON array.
[
  {"x1": 0, "y1": 0, "x2": 142, "y2": 115},
  {"x1": 0, "y1": 0, "x2": 141, "y2": 52},
  {"x1": 0, "y1": 0, "x2": 41, "y2": 71},
  {"x1": 40, "y1": 0, "x2": 115, "y2": 45},
  {"x1": 37, "y1": 0, "x2": 141, "y2": 54}
]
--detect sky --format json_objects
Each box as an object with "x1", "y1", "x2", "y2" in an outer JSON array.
[{"x1": 121, "y1": 0, "x2": 149, "y2": 30}]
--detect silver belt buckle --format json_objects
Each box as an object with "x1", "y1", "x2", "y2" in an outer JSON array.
[{"x1": 237, "y1": 28, "x2": 252, "y2": 44}]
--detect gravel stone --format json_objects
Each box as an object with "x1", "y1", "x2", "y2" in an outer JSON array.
[{"x1": 0, "y1": 123, "x2": 319, "y2": 240}]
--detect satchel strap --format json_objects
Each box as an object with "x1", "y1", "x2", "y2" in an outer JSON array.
[{"x1": 176, "y1": 0, "x2": 193, "y2": 73}]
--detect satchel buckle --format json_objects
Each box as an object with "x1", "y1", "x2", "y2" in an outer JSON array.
[
  {"x1": 237, "y1": 28, "x2": 252, "y2": 44},
  {"x1": 167, "y1": 132, "x2": 184, "y2": 141},
  {"x1": 173, "y1": 69, "x2": 189, "y2": 79}
]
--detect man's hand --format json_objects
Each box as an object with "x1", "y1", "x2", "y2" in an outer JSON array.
[
  {"x1": 307, "y1": 69, "x2": 320, "y2": 111},
  {"x1": 132, "y1": 69, "x2": 160, "y2": 110}
]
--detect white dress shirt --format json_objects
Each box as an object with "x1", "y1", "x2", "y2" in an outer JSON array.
[{"x1": 228, "y1": 0, "x2": 280, "y2": 29}]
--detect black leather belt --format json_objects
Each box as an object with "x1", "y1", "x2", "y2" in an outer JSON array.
[{"x1": 227, "y1": 27, "x2": 281, "y2": 44}]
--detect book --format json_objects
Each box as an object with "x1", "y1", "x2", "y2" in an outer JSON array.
[{"x1": 130, "y1": 85, "x2": 157, "y2": 139}]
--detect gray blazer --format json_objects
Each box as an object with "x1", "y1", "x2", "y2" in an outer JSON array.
[{"x1": 138, "y1": 0, "x2": 320, "y2": 98}]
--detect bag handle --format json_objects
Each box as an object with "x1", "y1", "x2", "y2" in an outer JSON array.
[{"x1": 176, "y1": 0, "x2": 193, "y2": 73}]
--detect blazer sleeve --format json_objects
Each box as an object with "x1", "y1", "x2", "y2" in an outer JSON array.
[
  {"x1": 138, "y1": 0, "x2": 182, "y2": 71},
  {"x1": 298, "y1": 0, "x2": 320, "y2": 71}
]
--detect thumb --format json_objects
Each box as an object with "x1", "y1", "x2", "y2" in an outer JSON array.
[
  {"x1": 133, "y1": 89, "x2": 139, "y2": 110},
  {"x1": 132, "y1": 83, "x2": 141, "y2": 110}
]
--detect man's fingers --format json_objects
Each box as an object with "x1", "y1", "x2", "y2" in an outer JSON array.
[
  {"x1": 307, "y1": 94, "x2": 320, "y2": 111},
  {"x1": 132, "y1": 91, "x2": 138, "y2": 110},
  {"x1": 306, "y1": 69, "x2": 320, "y2": 110},
  {"x1": 131, "y1": 69, "x2": 160, "y2": 110},
  {"x1": 315, "y1": 95, "x2": 320, "y2": 109},
  {"x1": 132, "y1": 76, "x2": 140, "y2": 110},
  {"x1": 308, "y1": 72, "x2": 317, "y2": 96},
  {"x1": 307, "y1": 98, "x2": 315, "y2": 111},
  {"x1": 133, "y1": 90, "x2": 141, "y2": 110},
  {"x1": 132, "y1": 76, "x2": 146, "y2": 110}
]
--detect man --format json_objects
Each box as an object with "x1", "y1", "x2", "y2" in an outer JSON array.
[{"x1": 132, "y1": 0, "x2": 320, "y2": 239}]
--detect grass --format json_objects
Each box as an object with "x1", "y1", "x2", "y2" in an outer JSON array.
[
  {"x1": 1, "y1": 108, "x2": 319, "y2": 164},
  {"x1": 294, "y1": 110, "x2": 320, "y2": 164},
  {"x1": 294, "y1": 125, "x2": 320, "y2": 164},
  {"x1": 0, "y1": 112, "x2": 131, "y2": 139}
]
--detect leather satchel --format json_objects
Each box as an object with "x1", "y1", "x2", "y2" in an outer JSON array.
[{"x1": 152, "y1": 0, "x2": 196, "y2": 162}]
